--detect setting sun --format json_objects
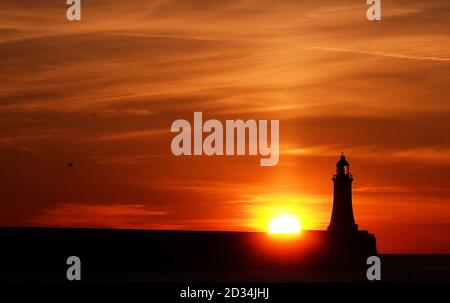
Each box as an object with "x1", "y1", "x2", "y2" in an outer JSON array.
[{"x1": 268, "y1": 215, "x2": 301, "y2": 234}]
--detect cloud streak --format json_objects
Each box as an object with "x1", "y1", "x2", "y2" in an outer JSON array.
[{"x1": 308, "y1": 46, "x2": 450, "y2": 62}]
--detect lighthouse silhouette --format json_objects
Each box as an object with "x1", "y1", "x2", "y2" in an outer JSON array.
[
  {"x1": 328, "y1": 153, "x2": 358, "y2": 233},
  {"x1": 322, "y1": 153, "x2": 377, "y2": 263}
]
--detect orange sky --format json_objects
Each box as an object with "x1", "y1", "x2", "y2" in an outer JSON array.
[{"x1": 0, "y1": 0, "x2": 449, "y2": 253}]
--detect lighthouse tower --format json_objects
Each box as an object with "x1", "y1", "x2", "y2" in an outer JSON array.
[{"x1": 328, "y1": 153, "x2": 358, "y2": 233}]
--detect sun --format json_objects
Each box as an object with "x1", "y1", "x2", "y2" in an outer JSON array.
[{"x1": 268, "y1": 214, "x2": 301, "y2": 234}]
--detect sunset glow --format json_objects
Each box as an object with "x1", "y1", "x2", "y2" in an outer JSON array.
[{"x1": 268, "y1": 215, "x2": 301, "y2": 235}]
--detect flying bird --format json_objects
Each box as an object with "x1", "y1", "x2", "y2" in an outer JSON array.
[{"x1": 68, "y1": 161, "x2": 75, "y2": 167}]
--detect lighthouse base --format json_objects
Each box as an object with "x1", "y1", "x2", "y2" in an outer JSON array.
[{"x1": 323, "y1": 229, "x2": 378, "y2": 266}]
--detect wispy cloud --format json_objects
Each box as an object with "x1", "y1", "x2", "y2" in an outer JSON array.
[
  {"x1": 29, "y1": 203, "x2": 169, "y2": 229},
  {"x1": 82, "y1": 129, "x2": 167, "y2": 142},
  {"x1": 308, "y1": 46, "x2": 450, "y2": 62}
]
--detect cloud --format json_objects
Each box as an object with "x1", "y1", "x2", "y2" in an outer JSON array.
[
  {"x1": 308, "y1": 46, "x2": 450, "y2": 62},
  {"x1": 28, "y1": 203, "x2": 169, "y2": 229},
  {"x1": 392, "y1": 146, "x2": 450, "y2": 164},
  {"x1": 282, "y1": 144, "x2": 450, "y2": 165},
  {"x1": 354, "y1": 185, "x2": 450, "y2": 197},
  {"x1": 82, "y1": 128, "x2": 167, "y2": 142}
]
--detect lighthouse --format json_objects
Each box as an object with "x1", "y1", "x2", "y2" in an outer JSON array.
[{"x1": 328, "y1": 153, "x2": 358, "y2": 233}]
